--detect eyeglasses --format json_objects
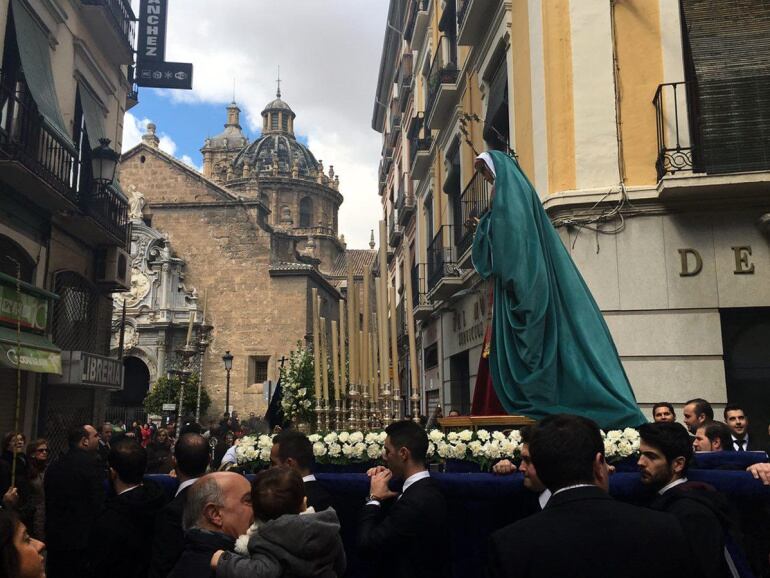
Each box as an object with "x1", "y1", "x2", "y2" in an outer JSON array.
[{"x1": 36, "y1": 448, "x2": 49, "y2": 453}]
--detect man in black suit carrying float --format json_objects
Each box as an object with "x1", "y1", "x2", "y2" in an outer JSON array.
[{"x1": 357, "y1": 420, "x2": 449, "y2": 578}]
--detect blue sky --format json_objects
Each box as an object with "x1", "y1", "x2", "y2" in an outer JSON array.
[{"x1": 122, "y1": 1, "x2": 390, "y2": 248}]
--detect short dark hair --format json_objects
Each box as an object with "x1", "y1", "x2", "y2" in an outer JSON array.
[
  {"x1": 519, "y1": 426, "x2": 532, "y2": 445},
  {"x1": 685, "y1": 398, "x2": 714, "y2": 421},
  {"x1": 639, "y1": 422, "x2": 692, "y2": 472},
  {"x1": 273, "y1": 430, "x2": 315, "y2": 471},
  {"x1": 180, "y1": 421, "x2": 202, "y2": 435},
  {"x1": 699, "y1": 421, "x2": 733, "y2": 450},
  {"x1": 652, "y1": 402, "x2": 675, "y2": 415},
  {"x1": 174, "y1": 433, "x2": 210, "y2": 477},
  {"x1": 723, "y1": 403, "x2": 746, "y2": 420},
  {"x1": 108, "y1": 438, "x2": 147, "y2": 484},
  {"x1": 67, "y1": 425, "x2": 89, "y2": 448},
  {"x1": 251, "y1": 466, "x2": 304, "y2": 522},
  {"x1": 385, "y1": 420, "x2": 429, "y2": 463},
  {"x1": 529, "y1": 414, "x2": 604, "y2": 491}
]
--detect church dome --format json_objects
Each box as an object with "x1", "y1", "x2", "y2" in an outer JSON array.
[
  {"x1": 232, "y1": 133, "x2": 320, "y2": 177},
  {"x1": 231, "y1": 89, "x2": 320, "y2": 178}
]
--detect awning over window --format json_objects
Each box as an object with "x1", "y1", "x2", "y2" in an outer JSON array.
[
  {"x1": 11, "y1": 0, "x2": 74, "y2": 148},
  {"x1": 77, "y1": 82, "x2": 107, "y2": 145},
  {"x1": 0, "y1": 327, "x2": 62, "y2": 374}
]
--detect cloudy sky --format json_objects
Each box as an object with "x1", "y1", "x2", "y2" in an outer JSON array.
[{"x1": 123, "y1": 0, "x2": 390, "y2": 248}]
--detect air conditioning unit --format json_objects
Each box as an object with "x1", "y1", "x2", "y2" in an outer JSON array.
[{"x1": 96, "y1": 246, "x2": 131, "y2": 291}]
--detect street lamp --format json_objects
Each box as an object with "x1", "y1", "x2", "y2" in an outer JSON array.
[
  {"x1": 91, "y1": 138, "x2": 120, "y2": 185},
  {"x1": 222, "y1": 350, "x2": 233, "y2": 415}
]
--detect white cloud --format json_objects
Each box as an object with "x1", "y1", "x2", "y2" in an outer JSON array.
[
  {"x1": 137, "y1": 0, "x2": 389, "y2": 248},
  {"x1": 123, "y1": 112, "x2": 179, "y2": 157},
  {"x1": 180, "y1": 154, "x2": 202, "y2": 173}
]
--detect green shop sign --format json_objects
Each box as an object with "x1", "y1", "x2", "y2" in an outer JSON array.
[{"x1": 0, "y1": 272, "x2": 55, "y2": 333}]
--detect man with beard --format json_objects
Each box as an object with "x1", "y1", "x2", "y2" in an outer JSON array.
[{"x1": 638, "y1": 422, "x2": 738, "y2": 578}]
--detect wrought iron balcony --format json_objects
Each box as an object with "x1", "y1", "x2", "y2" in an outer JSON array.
[
  {"x1": 408, "y1": 113, "x2": 432, "y2": 178},
  {"x1": 87, "y1": 182, "x2": 130, "y2": 246},
  {"x1": 0, "y1": 77, "x2": 78, "y2": 206},
  {"x1": 456, "y1": 170, "x2": 492, "y2": 258},
  {"x1": 409, "y1": 0, "x2": 431, "y2": 49},
  {"x1": 653, "y1": 82, "x2": 693, "y2": 180},
  {"x1": 399, "y1": 53, "x2": 414, "y2": 110},
  {"x1": 457, "y1": 0, "x2": 499, "y2": 45},
  {"x1": 411, "y1": 262, "x2": 431, "y2": 321},
  {"x1": 426, "y1": 35, "x2": 459, "y2": 129},
  {"x1": 388, "y1": 214, "x2": 403, "y2": 247},
  {"x1": 80, "y1": 0, "x2": 137, "y2": 63},
  {"x1": 396, "y1": 178, "x2": 416, "y2": 226},
  {"x1": 427, "y1": 225, "x2": 459, "y2": 294}
]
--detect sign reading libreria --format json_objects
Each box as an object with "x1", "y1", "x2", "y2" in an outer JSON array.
[{"x1": 0, "y1": 281, "x2": 48, "y2": 333}]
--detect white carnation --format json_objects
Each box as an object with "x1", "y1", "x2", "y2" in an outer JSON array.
[
  {"x1": 428, "y1": 430, "x2": 445, "y2": 443},
  {"x1": 324, "y1": 432, "x2": 338, "y2": 444},
  {"x1": 447, "y1": 432, "x2": 459, "y2": 443},
  {"x1": 349, "y1": 431, "x2": 364, "y2": 443},
  {"x1": 298, "y1": 388, "x2": 307, "y2": 398},
  {"x1": 338, "y1": 431, "x2": 350, "y2": 443},
  {"x1": 313, "y1": 442, "x2": 327, "y2": 457},
  {"x1": 476, "y1": 429, "x2": 490, "y2": 442},
  {"x1": 366, "y1": 444, "x2": 382, "y2": 459},
  {"x1": 365, "y1": 432, "x2": 379, "y2": 444},
  {"x1": 492, "y1": 431, "x2": 506, "y2": 442},
  {"x1": 452, "y1": 442, "x2": 468, "y2": 459},
  {"x1": 459, "y1": 430, "x2": 473, "y2": 442},
  {"x1": 308, "y1": 434, "x2": 321, "y2": 443},
  {"x1": 328, "y1": 443, "x2": 342, "y2": 457}
]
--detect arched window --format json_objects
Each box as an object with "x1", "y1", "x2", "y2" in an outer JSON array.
[
  {"x1": 299, "y1": 197, "x2": 313, "y2": 228},
  {"x1": 0, "y1": 235, "x2": 36, "y2": 283}
]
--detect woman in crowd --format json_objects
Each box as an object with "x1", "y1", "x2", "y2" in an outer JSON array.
[
  {"x1": 23, "y1": 440, "x2": 48, "y2": 541},
  {"x1": 0, "y1": 434, "x2": 32, "y2": 531},
  {"x1": 140, "y1": 423, "x2": 152, "y2": 448},
  {"x1": 0, "y1": 509, "x2": 45, "y2": 578},
  {"x1": 146, "y1": 428, "x2": 174, "y2": 474}
]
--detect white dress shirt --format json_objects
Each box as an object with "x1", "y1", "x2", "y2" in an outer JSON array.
[
  {"x1": 538, "y1": 489, "x2": 552, "y2": 509},
  {"x1": 658, "y1": 477, "x2": 688, "y2": 495},
  {"x1": 366, "y1": 470, "x2": 430, "y2": 506},
  {"x1": 302, "y1": 474, "x2": 317, "y2": 483},
  {"x1": 175, "y1": 476, "x2": 200, "y2": 497},
  {"x1": 732, "y1": 435, "x2": 749, "y2": 451}
]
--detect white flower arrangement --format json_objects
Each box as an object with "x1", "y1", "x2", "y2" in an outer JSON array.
[
  {"x1": 602, "y1": 428, "x2": 641, "y2": 462},
  {"x1": 234, "y1": 427, "x2": 641, "y2": 471},
  {"x1": 279, "y1": 344, "x2": 316, "y2": 425}
]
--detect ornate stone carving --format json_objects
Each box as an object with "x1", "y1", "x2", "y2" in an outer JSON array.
[{"x1": 128, "y1": 184, "x2": 145, "y2": 221}]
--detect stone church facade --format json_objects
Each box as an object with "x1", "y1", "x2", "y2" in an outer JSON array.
[{"x1": 117, "y1": 92, "x2": 375, "y2": 419}]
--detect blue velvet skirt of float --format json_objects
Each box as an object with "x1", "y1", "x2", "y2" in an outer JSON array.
[{"x1": 470, "y1": 151, "x2": 646, "y2": 430}]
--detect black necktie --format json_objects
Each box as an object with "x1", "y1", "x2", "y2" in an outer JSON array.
[{"x1": 736, "y1": 439, "x2": 745, "y2": 451}]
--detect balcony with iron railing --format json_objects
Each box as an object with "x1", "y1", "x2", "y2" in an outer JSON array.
[
  {"x1": 427, "y1": 225, "x2": 462, "y2": 300},
  {"x1": 388, "y1": 213, "x2": 403, "y2": 247},
  {"x1": 0, "y1": 75, "x2": 129, "y2": 248},
  {"x1": 653, "y1": 82, "x2": 693, "y2": 181},
  {"x1": 79, "y1": 0, "x2": 137, "y2": 64},
  {"x1": 396, "y1": 177, "x2": 416, "y2": 226},
  {"x1": 408, "y1": 113, "x2": 433, "y2": 179},
  {"x1": 457, "y1": 0, "x2": 499, "y2": 45},
  {"x1": 408, "y1": 0, "x2": 431, "y2": 50},
  {"x1": 456, "y1": 170, "x2": 492, "y2": 261},
  {"x1": 399, "y1": 53, "x2": 414, "y2": 111},
  {"x1": 411, "y1": 262, "x2": 431, "y2": 321},
  {"x1": 426, "y1": 35, "x2": 459, "y2": 130},
  {"x1": 0, "y1": 78, "x2": 79, "y2": 208}
]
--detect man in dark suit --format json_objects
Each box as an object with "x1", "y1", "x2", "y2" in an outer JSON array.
[
  {"x1": 86, "y1": 438, "x2": 167, "y2": 577},
  {"x1": 45, "y1": 424, "x2": 105, "y2": 578},
  {"x1": 724, "y1": 404, "x2": 755, "y2": 451},
  {"x1": 639, "y1": 421, "x2": 747, "y2": 578},
  {"x1": 97, "y1": 422, "x2": 112, "y2": 466},
  {"x1": 149, "y1": 432, "x2": 210, "y2": 578},
  {"x1": 357, "y1": 420, "x2": 449, "y2": 578},
  {"x1": 488, "y1": 414, "x2": 690, "y2": 578},
  {"x1": 270, "y1": 430, "x2": 332, "y2": 511},
  {"x1": 169, "y1": 472, "x2": 253, "y2": 578}
]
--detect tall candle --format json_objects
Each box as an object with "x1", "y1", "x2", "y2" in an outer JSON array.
[
  {"x1": 370, "y1": 329, "x2": 378, "y2": 401},
  {"x1": 339, "y1": 300, "x2": 346, "y2": 390},
  {"x1": 362, "y1": 273, "x2": 370, "y2": 391},
  {"x1": 312, "y1": 288, "x2": 321, "y2": 400},
  {"x1": 402, "y1": 248, "x2": 419, "y2": 398},
  {"x1": 389, "y1": 285, "x2": 400, "y2": 397},
  {"x1": 320, "y1": 316, "x2": 328, "y2": 401},
  {"x1": 332, "y1": 320, "x2": 340, "y2": 399},
  {"x1": 377, "y1": 220, "x2": 390, "y2": 393},
  {"x1": 346, "y1": 268, "x2": 356, "y2": 387}
]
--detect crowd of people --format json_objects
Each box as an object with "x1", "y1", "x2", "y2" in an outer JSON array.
[{"x1": 0, "y1": 397, "x2": 767, "y2": 578}]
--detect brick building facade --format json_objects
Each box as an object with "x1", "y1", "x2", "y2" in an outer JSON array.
[{"x1": 118, "y1": 94, "x2": 374, "y2": 420}]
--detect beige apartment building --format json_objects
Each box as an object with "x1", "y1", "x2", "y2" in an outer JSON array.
[
  {"x1": 0, "y1": 0, "x2": 135, "y2": 451},
  {"x1": 373, "y1": 0, "x2": 770, "y2": 441}
]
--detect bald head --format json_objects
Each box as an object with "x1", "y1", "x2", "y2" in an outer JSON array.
[{"x1": 183, "y1": 472, "x2": 253, "y2": 538}]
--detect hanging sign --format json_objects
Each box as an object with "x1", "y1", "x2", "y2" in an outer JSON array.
[
  {"x1": 137, "y1": 0, "x2": 168, "y2": 62},
  {"x1": 136, "y1": 62, "x2": 193, "y2": 90}
]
